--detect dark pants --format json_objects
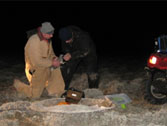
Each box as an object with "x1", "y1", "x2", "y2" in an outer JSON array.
[{"x1": 60, "y1": 56, "x2": 99, "y2": 90}]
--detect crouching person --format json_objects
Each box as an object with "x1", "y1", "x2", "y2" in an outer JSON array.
[
  {"x1": 58, "y1": 25, "x2": 99, "y2": 90},
  {"x1": 13, "y1": 22, "x2": 65, "y2": 99}
]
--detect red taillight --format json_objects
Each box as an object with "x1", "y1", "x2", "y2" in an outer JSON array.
[
  {"x1": 148, "y1": 53, "x2": 167, "y2": 69},
  {"x1": 149, "y1": 56, "x2": 157, "y2": 64}
]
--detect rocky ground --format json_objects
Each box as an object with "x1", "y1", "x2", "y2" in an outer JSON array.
[{"x1": 0, "y1": 56, "x2": 167, "y2": 126}]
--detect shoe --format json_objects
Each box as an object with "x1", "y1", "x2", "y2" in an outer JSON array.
[
  {"x1": 13, "y1": 79, "x2": 22, "y2": 90},
  {"x1": 13, "y1": 79, "x2": 30, "y2": 98}
]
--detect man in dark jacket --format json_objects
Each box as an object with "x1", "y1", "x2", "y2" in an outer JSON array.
[{"x1": 59, "y1": 25, "x2": 99, "y2": 90}]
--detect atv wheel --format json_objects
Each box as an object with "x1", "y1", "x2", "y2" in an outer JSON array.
[{"x1": 144, "y1": 72, "x2": 167, "y2": 104}]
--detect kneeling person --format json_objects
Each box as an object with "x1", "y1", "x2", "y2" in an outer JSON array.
[{"x1": 14, "y1": 22, "x2": 65, "y2": 99}]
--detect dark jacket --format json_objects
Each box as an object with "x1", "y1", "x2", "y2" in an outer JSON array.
[
  {"x1": 61, "y1": 26, "x2": 97, "y2": 61},
  {"x1": 60, "y1": 26, "x2": 99, "y2": 90}
]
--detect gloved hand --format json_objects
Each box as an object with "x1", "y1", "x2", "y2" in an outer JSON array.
[{"x1": 63, "y1": 53, "x2": 71, "y2": 61}]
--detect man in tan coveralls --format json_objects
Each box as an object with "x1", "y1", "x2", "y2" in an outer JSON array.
[{"x1": 13, "y1": 22, "x2": 65, "y2": 99}]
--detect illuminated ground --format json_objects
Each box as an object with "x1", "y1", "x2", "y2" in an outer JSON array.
[{"x1": 0, "y1": 56, "x2": 167, "y2": 126}]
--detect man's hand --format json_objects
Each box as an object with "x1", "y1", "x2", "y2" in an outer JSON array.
[
  {"x1": 52, "y1": 57, "x2": 60, "y2": 67},
  {"x1": 63, "y1": 53, "x2": 71, "y2": 61}
]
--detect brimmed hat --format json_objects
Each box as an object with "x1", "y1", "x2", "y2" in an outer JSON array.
[
  {"x1": 40, "y1": 22, "x2": 54, "y2": 34},
  {"x1": 59, "y1": 27, "x2": 72, "y2": 41}
]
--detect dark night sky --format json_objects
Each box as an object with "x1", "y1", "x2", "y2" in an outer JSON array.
[{"x1": 1, "y1": 1, "x2": 167, "y2": 62}]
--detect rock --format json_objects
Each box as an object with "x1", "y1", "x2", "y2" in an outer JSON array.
[
  {"x1": 0, "y1": 101, "x2": 31, "y2": 111},
  {"x1": 83, "y1": 88, "x2": 104, "y2": 98},
  {"x1": 0, "y1": 97, "x2": 167, "y2": 126},
  {"x1": 0, "y1": 119, "x2": 19, "y2": 126}
]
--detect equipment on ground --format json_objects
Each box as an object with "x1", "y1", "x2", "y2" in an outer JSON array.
[{"x1": 65, "y1": 87, "x2": 85, "y2": 104}]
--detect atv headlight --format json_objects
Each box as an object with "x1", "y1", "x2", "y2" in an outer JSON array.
[{"x1": 149, "y1": 56, "x2": 157, "y2": 64}]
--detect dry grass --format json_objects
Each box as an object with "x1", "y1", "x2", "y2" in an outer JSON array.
[{"x1": 0, "y1": 57, "x2": 165, "y2": 110}]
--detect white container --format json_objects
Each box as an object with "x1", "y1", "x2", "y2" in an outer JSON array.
[{"x1": 105, "y1": 93, "x2": 132, "y2": 105}]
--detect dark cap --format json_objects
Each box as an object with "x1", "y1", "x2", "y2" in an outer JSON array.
[
  {"x1": 59, "y1": 27, "x2": 72, "y2": 41},
  {"x1": 40, "y1": 22, "x2": 54, "y2": 34}
]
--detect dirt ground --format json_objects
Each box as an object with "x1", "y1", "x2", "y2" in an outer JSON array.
[{"x1": 0, "y1": 56, "x2": 167, "y2": 126}]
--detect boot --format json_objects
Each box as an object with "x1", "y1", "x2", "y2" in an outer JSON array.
[
  {"x1": 13, "y1": 79, "x2": 32, "y2": 98},
  {"x1": 88, "y1": 73, "x2": 99, "y2": 88}
]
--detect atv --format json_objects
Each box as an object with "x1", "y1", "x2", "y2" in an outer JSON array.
[{"x1": 144, "y1": 35, "x2": 167, "y2": 104}]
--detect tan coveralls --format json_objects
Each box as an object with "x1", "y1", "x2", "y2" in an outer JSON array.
[{"x1": 14, "y1": 34, "x2": 65, "y2": 99}]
